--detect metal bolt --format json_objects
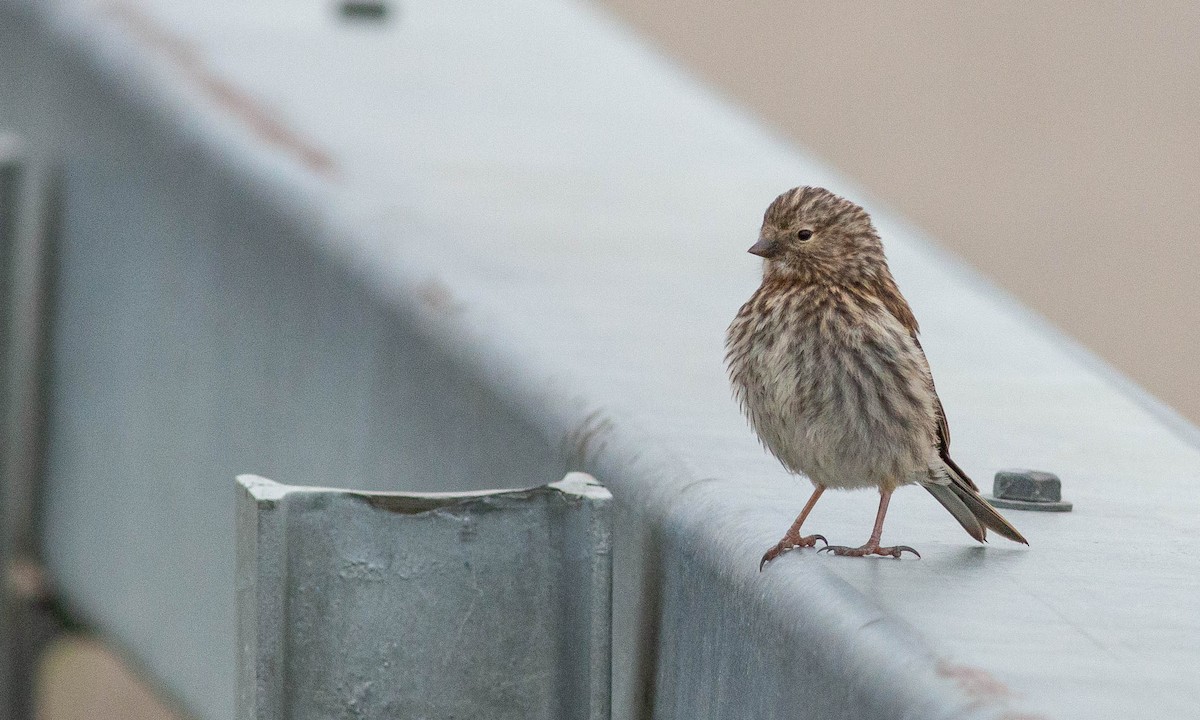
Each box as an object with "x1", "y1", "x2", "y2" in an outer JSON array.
[
  {"x1": 340, "y1": 1, "x2": 389, "y2": 21},
  {"x1": 986, "y1": 469, "x2": 1072, "y2": 512}
]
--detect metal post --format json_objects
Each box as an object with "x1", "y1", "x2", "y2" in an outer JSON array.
[
  {"x1": 2, "y1": 152, "x2": 60, "y2": 561},
  {"x1": 0, "y1": 130, "x2": 23, "y2": 720},
  {"x1": 1, "y1": 143, "x2": 62, "y2": 720},
  {"x1": 0, "y1": 132, "x2": 22, "y2": 454},
  {"x1": 236, "y1": 472, "x2": 613, "y2": 720}
]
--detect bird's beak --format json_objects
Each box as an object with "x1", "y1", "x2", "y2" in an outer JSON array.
[{"x1": 748, "y1": 236, "x2": 777, "y2": 258}]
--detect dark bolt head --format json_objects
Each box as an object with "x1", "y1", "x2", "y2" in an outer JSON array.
[
  {"x1": 988, "y1": 469, "x2": 1073, "y2": 512},
  {"x1": 340, "y1": 1, "x2": 389, "y2": 21},
  {"x1": 994, "y1": 469, "x2": 1061, "y2": 502}
]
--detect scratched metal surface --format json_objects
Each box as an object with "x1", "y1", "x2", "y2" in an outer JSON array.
[
  {"x1": 236, "y1": 473, "x2": 612, "y2": 720},
  {"x1": 0, "y1": 0, "x2": 1197, "y2": 719}
]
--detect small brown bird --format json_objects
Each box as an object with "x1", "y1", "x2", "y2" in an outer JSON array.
[{"x1": 726, "y1": 187, "x2": 1028, "y2": 567}]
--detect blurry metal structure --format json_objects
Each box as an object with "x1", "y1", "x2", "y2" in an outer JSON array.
[
  {"x1": 236, "y1": 473, "x2": 612, "y2": 720},
  {"x1": 1, "y1": 160, "x2": 59, "y2": 563},
  {"x1": 1, "y1": 0, "x2": 1199, "y2": 719},
  {"x1": 0, "y1": 131, "x2": 22, "y2": 720},
  {"x1": 0, "y1": 133, "x2": 20, "y2": 386},
  {"x1": 1, "y1": 138, "x2": 62, "y2": 720}
]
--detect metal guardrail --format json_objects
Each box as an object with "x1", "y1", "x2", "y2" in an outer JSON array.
[
  {"x1": 3, "y1": 1, "x2": 1200, "y2": 719},
  {"x1": 236, "y1": 473, "x2": 612, "y2": 720}
]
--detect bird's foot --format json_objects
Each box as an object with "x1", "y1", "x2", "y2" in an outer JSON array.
[
  {"x1": 818, "y1": 543, "x2": 920, "y2": 559},
  {"x1": 759, "y1": 534, "x2": 827, "y2": 570}
]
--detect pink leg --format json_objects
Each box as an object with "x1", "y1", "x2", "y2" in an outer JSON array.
[
  {"x1": 819, "y1": 488, "x2": 920, "y2": 559},
  {"x1": 760, "y1": 486, "x2": 827, "y2": 570}
]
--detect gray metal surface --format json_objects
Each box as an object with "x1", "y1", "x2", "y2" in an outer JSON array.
[
  {"x1": 0, "y1": 0, "x2": 1198, "y2": 719},
  {"x1": 236, "y1": 472, "x2": 612, "y2": 720}
]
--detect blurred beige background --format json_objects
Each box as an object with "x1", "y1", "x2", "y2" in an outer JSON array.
[{"x1": 598, "y1": 0, "x2": 1200, "y2": 424}]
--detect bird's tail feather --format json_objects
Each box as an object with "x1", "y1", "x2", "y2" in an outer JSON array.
[
  {"x1": 923, "y1": 482, "x2": 986, "y2": 542},
  {"x1": 924, "y1": 457, "x2": 1029, "y2": 545}
]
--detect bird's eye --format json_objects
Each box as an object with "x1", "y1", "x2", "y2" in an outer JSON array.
[{"x1": 797, "y1": 229, "x2": 814, "y2": 241}]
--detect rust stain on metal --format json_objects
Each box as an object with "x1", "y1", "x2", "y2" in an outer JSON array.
[
  {"x1": 417, "y1": 277, "x2": 465, "y2": 315},
  {"x1": 104, "y1": 2, "x2": 338, "y2": 178},
  {"x1": 937, "y1": 661, "x2": 1013, "y2": 701},
  {"x1": 936, "y1": 660, "x2": 1049, "y2": 718}
]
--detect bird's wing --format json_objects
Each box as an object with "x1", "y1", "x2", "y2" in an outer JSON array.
[
  {"x1": 871, "y1": 273, "x2": 957, "y2": 468},
  {"x1": 908, "y1": 334, "x2": 963, "y2": 483},
  {"x1": 874, "y1": 272, "x2": 1028, "y2": 545}
]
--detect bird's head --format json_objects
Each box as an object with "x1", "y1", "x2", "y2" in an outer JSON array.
[{"x1": 750, "y1": 186, "x2": 885, "y2": 282}]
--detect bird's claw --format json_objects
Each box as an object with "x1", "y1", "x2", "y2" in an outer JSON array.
[
  {"x1": 759, "y1": 534, "x2": 828, "y2": 570},
  {"x1": 818, "y1": 543, "x2": 920, "y2": 559}
]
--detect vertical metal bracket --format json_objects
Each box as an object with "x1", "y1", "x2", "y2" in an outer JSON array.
[{"x1": 236, "y1": 473, "x2": 613, "y2": 720}]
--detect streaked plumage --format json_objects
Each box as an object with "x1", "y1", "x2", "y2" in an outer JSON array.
[{"x1": 726, "y1": 186, "x2": 1027, "y2": 565}]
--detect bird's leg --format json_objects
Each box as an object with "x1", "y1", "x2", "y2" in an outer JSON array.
[
  {"x1": 760, "y1": 485, "x2": 827, "y2": 570},
  {"x1": 819, "y1": 488, "x2": 920, "y2": 559}
]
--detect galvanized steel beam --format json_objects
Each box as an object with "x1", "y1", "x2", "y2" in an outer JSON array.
[{"x1": 0, "y1": 1, "x2": 1197, "y2": 719}]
